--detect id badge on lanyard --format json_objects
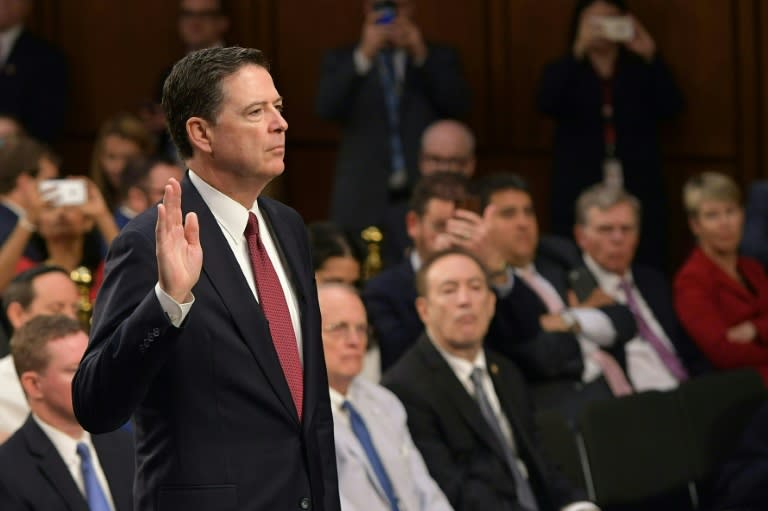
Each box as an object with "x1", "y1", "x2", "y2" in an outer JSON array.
[{"x1": 601, "y1": 78, "x2": 623, "y2": 189}]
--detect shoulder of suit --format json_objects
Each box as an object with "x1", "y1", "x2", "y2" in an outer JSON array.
[
  {"x1": 13, "y1": 30, "x2": 65, "y2": 60},
  {"x1": 364, "y1": 260, "x2": 413, "y2": 292}
]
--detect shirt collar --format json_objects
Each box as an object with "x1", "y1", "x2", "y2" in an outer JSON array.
[
  {"x1": 583, "y1": 253, "x2": 635, "y2": 292},
  {"x1": 329, "y1": 377, "x2": 363, "y2": 412},
  {"x1": 0, "y1": 25, "x2": 22, "y2": 64},
  {"x1": 32, "y1": 414, "x2": 89, "y2": 466},
  {"x1": 429, "y1": 334, "x2": 487, "y2": 382},
  {"x1": 188, "y1": 169, "x2": 264, "y2": 246},
  {"x1": 410, "y1": 251, "x2": 422, "y2": 272}
]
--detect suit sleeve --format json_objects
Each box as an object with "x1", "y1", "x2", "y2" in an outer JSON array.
[
  {"x1": 315, "y1": 48, "x2": 368, "y2": 121},
  {"x1": 73, "y1": 226, "x2": 184, "y2": 433},
  {"x1": 363, "y1": 284, "x2": 420, "y2": 370},
  {"x1": 674, "y1": 264, "x2": 768, "y2": 371}
]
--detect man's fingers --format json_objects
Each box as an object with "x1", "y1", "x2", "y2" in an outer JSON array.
[
  {"x1": 184, "y1": 212, "x2": 200, "y2": 247},
  {"x1": 156, "y1": 203, "x2": 166, "y2": 239}
]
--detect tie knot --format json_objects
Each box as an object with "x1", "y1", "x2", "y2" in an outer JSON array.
[
  {"x1": 618, "y1": 278, "x2": 632, "y2": 293},
  {"x1": 76, "y1": 442, "x2": 91, "y2": 461},
  {"x1": 470, "y1": 367, "x2": 484, "y2": 388},
  {"x1": 244, "y1": 211, "x2": 259, "y2": 238},
  {"x1": 342, "y1": 400, "x2": 355, "y2": 415}
]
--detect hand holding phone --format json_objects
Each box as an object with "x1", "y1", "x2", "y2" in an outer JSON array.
[{"x1": 38, "y1": 179, "x2": 88, "y2": 207}]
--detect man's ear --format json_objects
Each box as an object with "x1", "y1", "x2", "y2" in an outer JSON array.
[
  {"x1": 186, "y1": 117, "x2": 214, "y2": 155},
  {"x1": 6, "y1": 302, "x2": 25, "y2": 331},
  {"x1": 415, "y1": 296, "x2": 428, "y2": 324},
  {"x1": 406, "y1": 211, "x2": 420, "y2": 241},
  {"x1": 19, "y1": 371, "x2": 40, "y2": 401},
  {"x1": 573, "y1": 224, "x2": 586, "y2": 250}
]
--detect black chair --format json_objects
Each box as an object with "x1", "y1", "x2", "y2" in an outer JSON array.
[
  {"x1": 534, "y1": 410, "x2": 586, "y2": 491},
  {"x1": 676, "y1": 369, "x2": 768, "y2": 507},
  {"x1": 578, "y1": 390, "x2": 695, "y2": 511}
]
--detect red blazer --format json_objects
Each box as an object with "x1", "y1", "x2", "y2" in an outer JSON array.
[{"x1": 674, "y1": 247, "x2": 768, "y2": 384}]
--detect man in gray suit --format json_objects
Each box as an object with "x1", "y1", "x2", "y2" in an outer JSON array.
[{"x1": 318, "y1": 283, "x2": 452, "y2": 511}]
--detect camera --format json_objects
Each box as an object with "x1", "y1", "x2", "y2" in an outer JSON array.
[
  {"x1": 595, "y1": 16, "x2": 634, "y2": 42},
  {"x1": 373, "y1": 0, "x2": 397, "y2": 25},
  {"x1": 39, "y1": 179, "x2": 88, "y2": 207}
]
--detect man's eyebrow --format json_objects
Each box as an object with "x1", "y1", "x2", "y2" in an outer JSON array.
[{"x1": 243, "y1": 97, "x2": 283, "y2": 111}]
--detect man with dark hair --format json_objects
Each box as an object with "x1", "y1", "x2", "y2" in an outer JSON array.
[
  {"x1": 114, "y1": 157, "x2": 183, "y2": 229},
  {"x1": 478, "y1": 172, "x2": 636, "y2": 419},
  {"x1": 0, "y1": 315, "x2": 134, "y2": 510},
  {"x1": 74, "y1": 47, "x2": 341, "y2": 511},
  {"x1": 316, "y1": 0, "x2": 470, "y2": 235},
  {"x1": 0, "y1": 265, "x2": 79, "y2": 439},
  {"x1": 383, "y1": 248, "x2": 596, "y2": 511},
  {"x1": 364, "y1": 171, "x2": 508, "y2": 370}
]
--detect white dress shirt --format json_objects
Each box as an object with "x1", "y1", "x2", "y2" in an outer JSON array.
[
  {"x1": 32, "y1": 414, "x2": 116, "y2": 511},
  {"x1": 0, "y1": 354, "x2": 28, "y2": 435},
  {"x1": 583, "y1": 255, "x2": 678, "y2": 391},
  {"x1": 156, "y1": 170, "x2": 303, "y2": 363}
]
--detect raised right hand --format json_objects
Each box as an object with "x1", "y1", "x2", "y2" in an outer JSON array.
[{"x1": 156, "y1": 178, "x2": 202, "y2": 303}]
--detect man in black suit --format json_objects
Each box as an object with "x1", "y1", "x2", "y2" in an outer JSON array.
[
  {"x1": 0, "y1": 0, "x2": 68, "y2": 143},
  {"x1": 73, "y1": 47, "x2": 340, "y2": 511},
  {"x1": 0, "y1": 315, "x2": 134, "y2": 510},
  {"x1": 573, "y1": 183, "x2": 710, "y2": 391},
  {"x1": 478, "y1": 173, "x2": 636, "y2": 419},
  {"x1": 383, "y1": 248, "x2": 596, "y2": 511},
  {"x1": 315, "y1": 0, "x2": 470, "y2": 234}
]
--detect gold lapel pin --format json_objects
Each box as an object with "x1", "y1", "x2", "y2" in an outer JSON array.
[{"x1": 490, "y1": 363, "x2": 499, "y2": 375}]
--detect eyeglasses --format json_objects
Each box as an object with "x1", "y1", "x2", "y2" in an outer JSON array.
[
  {"x1": 179, "y1": 9, "x2": 222, "y2": 20},
  {"x1": 322, "y1": 321, "x2": 372, "y2": 340},
  {"x1": 420, "y1": 153, "x2": 472, "y2": 168}
]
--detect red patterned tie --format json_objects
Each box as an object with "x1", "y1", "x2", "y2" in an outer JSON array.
[{"x1": 244, "y1": 212, "x2": 304, "y2": 420}]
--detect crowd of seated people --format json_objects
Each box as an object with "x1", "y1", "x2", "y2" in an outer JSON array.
[{"x1": 1, "y1": 0, "x2": 768, "y2": 510}]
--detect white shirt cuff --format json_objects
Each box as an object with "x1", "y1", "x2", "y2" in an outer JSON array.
[
  {"x1": 155, "y1": 283, "x2": 194, "y2": 327},
  {"x1": 562, "y1": 502, "x2": 600, "y2": 511},
  {"x1": 569, "y1": 307, "x2": 616, "y2": 346},
  {"x1": 353, "y1": 47, "x2": 373, "y2": 75}
]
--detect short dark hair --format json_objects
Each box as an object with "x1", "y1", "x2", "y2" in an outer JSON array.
[
  {"x1": 415, "y1": 247, "x2": 490, "y2": 297},
  {"x1": 162, "y1": 46, "x2": 270, "y2": 159},
  {"x1": 2, "y1": 265, "x2": 71, "y2": 315},
  {"x1": 477, "y1": 172, "x2": 531, "y2": 211},
  {"x1": 307, "y1": 222, "x2": 364, "y2": 271},
  {"x1": 408, "y1": 172, "x2": 469, "y2": 217},
  {"x1": 11, "y1": 314, "x2": 83, "y2": 378},
  {"x1": 0, "y1": 136, "x2": 54, "y2": 194},
  {"x1": 117, "y1": 157, "x2": 177, "y2": 202}
]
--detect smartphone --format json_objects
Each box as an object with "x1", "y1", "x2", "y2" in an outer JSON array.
[
  {"x1": 595, "y1": 16, "x2": 634, "y2": 42},
  {"x1": 39, "y1": 179, "x2": 87, "y2": 206},
  {"x1": 455, "y1": 195, "x2": 481, "y2": 214},
  {"x1": 373, "y1": 0, "x2": 397, "y2": 25},
  {"x1": 568, "y1": 266, "x2": 599, "y2": 303}
]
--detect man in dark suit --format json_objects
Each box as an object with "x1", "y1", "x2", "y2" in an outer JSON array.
[
  {"x1": 573, "y1": 183, "x2": 710, "y2": 391},
  {"x1": 478, "y1": 172, "x2": 636, "y2": 419},
  {"x1": 383, "y1": 248, "x2": 596, "y2": 511},
  {"x1": 315, "y1": 0, "x2": 470, "y2": 234},
  {"x1": 73, "y1": 47, "x2": 340, "y2": 511},
  {"x1": 0, "y1": 315, "x2": 134, "y2": 510},
  {"x1": 0, "y1": 0, "x2": 68, "y2": 143}
]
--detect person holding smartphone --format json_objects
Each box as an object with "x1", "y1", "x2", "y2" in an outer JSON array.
[
  {"x1": 316, "y1": 0, "x2": 470, "y2": 237},
  {"x1": 537, "y1": 0, "x2": 683, "y2": 271}
]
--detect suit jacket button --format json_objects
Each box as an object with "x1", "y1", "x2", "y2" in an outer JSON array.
[{"x1": 299, "y1": 497, "x2": 311, "y2": 510}]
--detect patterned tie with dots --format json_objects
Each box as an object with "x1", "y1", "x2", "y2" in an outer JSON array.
[{"x1": 244, "y1": 212, "x2": 304, "y2": 420}]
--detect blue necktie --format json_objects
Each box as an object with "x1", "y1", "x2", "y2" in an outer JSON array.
[
  {"x1": 470, "y1": 368, "x2": 539, "y2": 511},
  {"x1": 377, "y1": 49, "x2": 407, "y2": 190},
  {"x1": 343, "y1": 401, "x2": 401, "y2": 511},
  {"x1": 76, "y1": 442, "x2": 112, "y2": 511}
]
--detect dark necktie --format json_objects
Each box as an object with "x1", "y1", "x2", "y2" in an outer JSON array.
[
  {"x1": 76, "y1": 442, "x2": 112, "y2": 511},
  {"x1": 618, "y1": 279, "x2": 689, "y2": 381},
  {"x1": 470, "y1": 368, "x2": 538, "y2": 511},
  {"x1": 343, "y1": 400, "x2": 401, "y2": 511},
  {"x1": 244, "y1": 212, "x2": 304, "y2": 419},
  {"x1": 377, "y1": 48, "x2": 407, "y2": 190}
]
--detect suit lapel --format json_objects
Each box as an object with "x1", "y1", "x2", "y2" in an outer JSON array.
[
  {"x1": 415, "y1": 337, "x2": 509, "y2": 464},
  {"x1": 181, "y1": 177, "x2": 298, "y2": 424},
  {"x1": 93, "y1": 433, "x2": 129, "y2": 511},
  {"x1": 22, "y1": 418, "x2": 88, "y2": 511}
]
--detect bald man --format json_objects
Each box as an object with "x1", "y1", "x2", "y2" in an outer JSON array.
[{"x1": 419, "y1": 120, "x2": 476, "y2": 177}]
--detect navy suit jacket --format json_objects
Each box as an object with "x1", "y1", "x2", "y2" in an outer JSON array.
[
  {"x1": 315, "y1": 44, "x2": 470, "y2": 232},
  {"x1": 383, "y1": 336, "x2": 584, "y2": 511},
  {"x1": 0, "y1": 30, "x2": 68, "y2": 142},
  {"x1": 0, "y1": 415, "x2": 134, "y2": 511},
  {"x1": 73, "y1": 176, "x2": 340, "y2": 511}
]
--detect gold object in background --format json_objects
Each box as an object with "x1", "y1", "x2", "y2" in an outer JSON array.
[
  {"x1": 361, "y1": 226, "x2": 383, "y2": 282},
  {"x1": 70, "y1": 266, "x2": 93, "y2": 331}
]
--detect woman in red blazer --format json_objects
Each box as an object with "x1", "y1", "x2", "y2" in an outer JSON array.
[{"x1": 674, "y1": 172, "x2": 768, "y2": 384}]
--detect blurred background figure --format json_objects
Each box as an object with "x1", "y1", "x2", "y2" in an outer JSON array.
[
  {"x1": 316, "y1": 0, "x2": 470, "y2": 236},
  {"x1": 0, "y1": 0, "x2": 69, "y2": 143},
  {"x1": 537, "y1": 0, "x2": 683, "y2": 271},
  {"x1": 674, "y1": 172, "x2": 768, "y2": 385},
  {"x1": 88, "y1": 112, "x2": 154, "y2": 212},
  {"x1": 0, "y1": 114, "x2": 23, "y2": 144},
  {"x1": 113, "y1": 157, "x2": 183, "y2": 229}
]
